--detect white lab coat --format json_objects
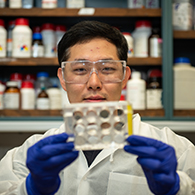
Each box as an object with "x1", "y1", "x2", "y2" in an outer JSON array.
[{"x1": 0, "y1": 114, "x2": 195, "y2": 195}]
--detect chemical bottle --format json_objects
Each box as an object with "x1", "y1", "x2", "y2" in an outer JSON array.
[
  {"x1": 66, "y1": 0, "x2": 85, "y2": 8},
  {"x1": 23, "y1": 73, "x2": 36, "y2": 84},
  {"x1": 21, "y1": 81, "x2": 35, "y2": 109},
  {"x1": 12, "y1": 18, "x2": 32, "y2": 58},
  {"x1": 32, "y1": 32, "x2": 44, "y2": 57},
  {"x1": 9, "y1": 0, "x2": 22, "y2": 8},
  {"x1": 173, "y1": 57, "x2": 195, "y2": 109},
  {"x1": 41, "y1": 23, "x2": 55, "y2": 57},
  {"x1": 36, "y1": 84, "x2": 50, "y2": 110},
  {"x1": 122, "y1": 32, "x2": 134, "y2": 57},
  {"x1": 7, "y1": 20, "x2": 15, "y2": 57},
  {"x1": 132, "y1": 20, "x2": 152, "y2": 57},
  {"x1": 4, "y1": 81, "x2": 20, "y2": 109},
  {"x1": 0, "y1": 82, "x2": 5, "y2": 110},
  {"x1": 146, "y1": 69, "x2": 163, "y2": 109},
  {"x1": 127, "y1": 71, "x2": 146, "y2": 110},
  {"x1": 127, "y1": 0, "x2": 145, "y2": 8},
  {"x1": 10, "y1": 73, "x2": 23, "y2": 88},
  {"x1": 145, "y1": 0, "x2": 159, "y2": 8},
  {"x1": 22, "y1": 0, "x2": 33, "y2": 8},
  {"x1": 35, "y1": 72, "x2": 52, "y2": 96},
  {"x1": 55, "y1": 25, "x2": 66, "y2": 55},
  {"x1": 0, "y1": 19, "x2": 6, "y2": 58},
  {"x1": 47, "y1": 85, "x2": 62, "y2": 109},
  {"x1": 42, "y1": 0, "x2": 57, "y2": 8},
  {"x1": 172, "y1": 0, "x2": 193, "y2": 30},
  {"x1": 0, "y1": 0, "x2": 5, "y2": 7},
  {"x1": 148, "y1": 28, "x2": 162, "y2": 57}
]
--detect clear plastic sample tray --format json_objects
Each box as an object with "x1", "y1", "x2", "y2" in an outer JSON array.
[{"x1": 63, "y1": 101, "x2": 133, "y2": 150}]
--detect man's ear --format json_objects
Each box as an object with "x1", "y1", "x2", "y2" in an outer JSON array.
[
  {"x1": 57, "y1": 68, "x2": 67, "y2": 91},
  {"x1": 122, "y1": 66, "x2": 131, "y2": 89}
]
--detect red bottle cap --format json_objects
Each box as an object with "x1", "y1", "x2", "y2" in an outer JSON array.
[
  {"x1": 15, "y1": 18, "x2": 29, "y2": 26},
  {"x1": 0, "y1": 19, "x2": 5, "y2": 27},
  {"x1": 55, "y1": 25, "x2": 66, "y2": 32},
  {"x1": 23, "y1": 74, "x2": 36, "y2": 81},
  {"x1": 10, "y1": 73, "x2": 23, "y2": 81},
  {"x1": 136, "y1": 20, "x2": 151, "y2": 28},
  {"x1": 21, "y1": 81, "x2": 34, "y2": 88},
  {"x1": 148, "y1": 69, "x2": 162, "y2": 78},
  {"x1": 42, "y1": 23, "x2": 55, "y2": 31}
]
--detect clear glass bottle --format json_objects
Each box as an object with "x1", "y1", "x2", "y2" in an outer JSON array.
[{"x1": 32, "y1": 32, "x2": 44, "y2": 57}]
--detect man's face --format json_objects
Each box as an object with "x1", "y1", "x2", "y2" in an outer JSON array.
[{"x1": 58, "y1": 38, "x2": 131, "y2": 103}]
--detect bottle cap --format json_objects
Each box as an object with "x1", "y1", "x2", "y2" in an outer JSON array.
[
  {"x1": 122, "y1": 32, "x2": 131, "y2": 36},
  {"x1": 33, "y1": 33, "x2": 42, "y2": 40},
  {"x1": 42, "y1": 23, "x2": 55, "y2": 31},
  {"x1": 0, "y1": 19, "x2": 5, "y2": 27},
  {"x1": 33, "y1": 26, "x2": 41, "y2": 33},
  {"x1": 8, "y1": 20, "x2": 15, "y2": 26},
  {"x1": 6, "y1": 81, "x2": 18, "y2": 87},
  {"x1": 15, "y1": 18, "x2": 29, "y2": 26},
  {"x1": 10, "y1": 73, "x2": 23, "y2": 81},
  {"x1": 23, "y1": 74, "x2": 36, "y2": 81},
  {"x1": 136, "y1": 20, "x2": 151, "y2": 28},
  {"x1": 148, "y1": 69, "x2": 162, "y2": 78},
  {"x1": 21, "y1": 81, "x2": 34, "y2": 88},
  {"x1": 55, "y1": 25, "x2": 66, "y2": 32},
  {"x1": 131, "y1": 71, "x2": 141, "y2": 79},
  {"x1": 37, "y1": 72, "x2": 49, "y2": 78},
  {"x1": 174, "y1": 57, "x2": 190, "y2": 64}
]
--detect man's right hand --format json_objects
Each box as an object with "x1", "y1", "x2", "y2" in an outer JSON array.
[{"x1": 26, "y1": 133, "x2": 78, "y2": 195}]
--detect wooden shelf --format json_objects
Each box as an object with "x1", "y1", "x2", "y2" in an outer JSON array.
[
  {"x1": 0, "y1": 57, "x2": 162, "y2": 66},
  {"x1": 0, "y1": 109, "x2": 164, "y2": 117},
  {"x1": 0, "y1": 8, "x2": 161, "y2": 17},
  {"x1": 174, "y1": 110, "x2": 195, "y2": 117},
  {"x1": 174, "y1": 30, "x2": 195, "y2": 39},
  {"x1": 127, "y1": 57, "x2": 162, "y2": 65}
]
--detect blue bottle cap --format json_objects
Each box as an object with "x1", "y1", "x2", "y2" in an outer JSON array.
[
  {"x1": 33, "y1": 33, "x2": 42, "y2": 40},
  {"x1": 37, "y1": 72, "x2": 49, "y2": 78},
  {"x1": 174, "y1": 57, "x2": 190, "y2": 64}
]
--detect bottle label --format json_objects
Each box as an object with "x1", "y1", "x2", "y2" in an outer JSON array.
[
  {"x1": 37, "y1": 98, "x2": 50, "y2": 110},
  {"x1": 146, "y1": 89, "x2": 162, "y2": 109},
  {"x1": 0, "y1": 31, "x2": 6, "y2": 57},
  {"x1": 42, "y1": 0, "x2": 57, "y2": 8},
  {"x1": 66, "y1": 0, "x2": 85, "y2": 8},
  {"x1": 173, "y1": 2, "x2": 193, "y2": 30},
  {"x1": 49, "y1": 95, "x2": 62, "y2": 109},
  {"x1": 12, "y1": 31, "x2": 32, "y2": 57},
  {"x1": 134, "y1": 37, "x2": 148, "y2": 57},
  {"x1": 32, "y1": 44, "x2": 44, "y2": 57},
  {"x1": 21, "y1": 90, "x2": 35, "y2": 109},
  {"x1": 9, "y1": 0, "x2": 22, "y2": 8},
  {"x1": 150, "y1": 38, "x2": 162, "y2": 57},
  {"x1": 4, "y1": 93, "x2": 19, "y2": 109}
]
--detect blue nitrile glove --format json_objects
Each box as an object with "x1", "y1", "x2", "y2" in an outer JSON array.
[
  {"x1": 26, "y1": 133, "x2": 78, "y2": 195},
  {"x1": 124, "y1": 135, "x2": 180, "y2": 195}
]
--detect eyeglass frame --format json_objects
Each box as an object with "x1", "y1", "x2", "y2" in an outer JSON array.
[{"x1": 61, "y1": 59, "x2": 127, "y2": 84}]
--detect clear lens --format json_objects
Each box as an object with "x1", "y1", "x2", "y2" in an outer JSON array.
[{"x1": 61, "y1": 60, "x2": 126, "y2": 84}]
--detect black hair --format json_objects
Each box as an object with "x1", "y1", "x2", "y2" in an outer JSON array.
[{"x1": 57, "y1": 20, "x2": 128, "y2": 65}]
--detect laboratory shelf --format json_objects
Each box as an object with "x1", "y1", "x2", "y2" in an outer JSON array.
[
  {"x1": 0, "y1": 8, "x2": 161, "y2": 17},
  {"x1": 0, "y1": 57, "x2": 162, "y2": 66},
  {"x1": 174, "y1": 30, "x2": 195, "y2": 39}
]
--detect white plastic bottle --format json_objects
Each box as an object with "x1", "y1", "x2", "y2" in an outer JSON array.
[
  {"x1": 9, "y1": 0, "x2": 22, "y2": 8},
  {"x1": 41, "y1": 23, "x2": 56, "y2": 57},
  {"x1": 127, "y1": 0, "x2": 145, "y2": 8},
  {"x1": 122, "y1": 32, "x2": 134, "y2": 57},
  {"x1": 21, "y1": 81, "x2": 35, "y2": 110},
  {"x1": 0, "y1": 19, "x2": 6, "y2": 58},
  {"x1": 66, "y1": 0, "x2": 85, "y2": 8},
  {"x1": 47, "y1": 85, "x2": 62, "y2": 109},
  {"x1": 132, "y1": 20, "x2": 152, "y2": 57},
  {"x1": 55, "y1": 25, "x2": 66, "y2": 56},
  {"x1": 42, "y1": 0, "x2": 57, "y2": 8},
  {"x1": 127, "y1": 71, "x2": 146, "y2": 110},
  {"x1": 12, "y1": 18, "x2": 32, "y2": 58},
  {"x1": 172, "y1": 0, "x2": 193, "y2": 30},
  {"x1": 173, "y1": 57, "x2": 195, "y2": 109}
]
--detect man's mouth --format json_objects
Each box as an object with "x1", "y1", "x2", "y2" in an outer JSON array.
[{"x1": 83, "y1": 96, "x2": 106, "y2": 102}]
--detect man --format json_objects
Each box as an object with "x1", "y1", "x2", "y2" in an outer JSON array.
[{"x1": 0, "y1": 20, "x2": 195, "y2": 195}]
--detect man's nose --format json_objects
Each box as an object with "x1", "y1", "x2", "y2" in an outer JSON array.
[{"x1": 87, "y1": 69, "x2": 102, "y2": 90}]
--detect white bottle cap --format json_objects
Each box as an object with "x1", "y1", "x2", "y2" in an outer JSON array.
[{"x1": 131, "y1": 71, "x2": 141, "y2": 79}]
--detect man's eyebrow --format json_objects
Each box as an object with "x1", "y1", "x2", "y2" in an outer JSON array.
[{"x1": 74, "y1": 58, "x2": 114, "y2": 61}]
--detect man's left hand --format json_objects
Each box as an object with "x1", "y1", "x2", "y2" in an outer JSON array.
[{"x1": 124, "y1": 135, "x2": 180, "y2": 195}]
